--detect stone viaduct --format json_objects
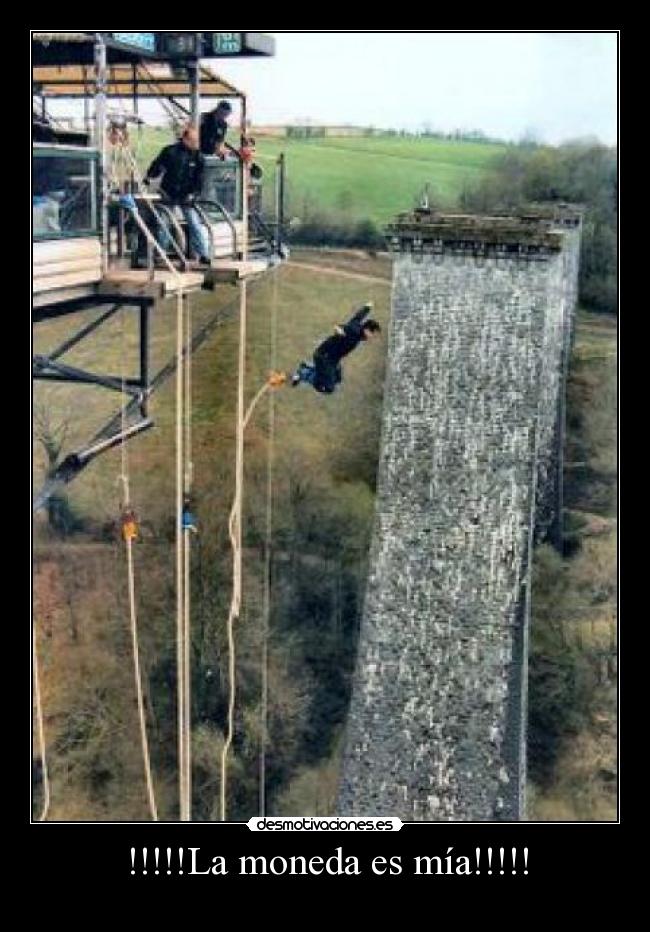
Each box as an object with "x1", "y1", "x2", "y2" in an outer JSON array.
[{"x1": 338, "y1": 205, "x2": 582, "y2": 821}]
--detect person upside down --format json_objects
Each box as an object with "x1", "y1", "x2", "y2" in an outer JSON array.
[{"x1": 291, "y1": 302, "x2": 381, "y2": 393}]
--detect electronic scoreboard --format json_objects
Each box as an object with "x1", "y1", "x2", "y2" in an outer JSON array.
[
  {"x1": 110, "y1": 32, "x2": 157, "y2": 53},
  {"x1": 105, "y1": 32, "x2": 273, "y2": 60}
]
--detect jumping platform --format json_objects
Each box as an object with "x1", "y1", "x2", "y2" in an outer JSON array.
[
  {"x1": 203, "y1": 258, "x2": 269, "y2": 284},
  {"x1": 97, "y1": 269, "x2": 206, "y2": 299}
]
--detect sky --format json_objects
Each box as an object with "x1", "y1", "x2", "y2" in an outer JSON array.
[
  {"x1": 42, "y1": 31, "x2": 618, "y2": 145},
  {"x1": 210, "y1": 31, "x2": 618, "y2": 145}
]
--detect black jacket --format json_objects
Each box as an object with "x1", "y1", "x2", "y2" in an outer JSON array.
[
  {"x1": 145, "y1": 142, "x2": 204, "y2": 203},
  {"x1": 315, "y1": 305, "x2": 372, "y2": 366},
  {"x1": 200, "y1": 111, "x2": 228, "y2": 156},
  {"x1": 33, "y1": 120, "x2": 57, "y2": 143}
]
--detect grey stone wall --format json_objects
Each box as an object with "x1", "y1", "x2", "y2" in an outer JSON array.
[
  {"x1": 338, "y1": 232, "x2": 578, "y2": 821},
  {"x1": 534, "y1": 221, "x2": 583, "y2": 544}
]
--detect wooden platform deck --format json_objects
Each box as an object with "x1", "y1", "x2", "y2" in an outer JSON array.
[
  {"x1": 33, "y1": 257, "x2": 273, "y2": 312},
  {"x1": 204, "y1": 258, "x2": 269, "y2": 284},
  {"x1": 97, "y1": 269, "x2": 206, "y2": 298}
]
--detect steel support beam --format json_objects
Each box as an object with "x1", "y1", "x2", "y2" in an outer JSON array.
[
  {"x1": 48, "y1": 304, "x2": 121, "y2": 361},
  {"x1": 33, "y1": 355, "x2": 143, "y2": 397}
]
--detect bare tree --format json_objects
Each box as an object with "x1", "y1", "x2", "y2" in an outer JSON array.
[
  {"x1": 34, "y1": 401, "x2": 77, "y2": 533},
  {"x1": 34, "y1": 401, "x2": 69, "y2": 472}
]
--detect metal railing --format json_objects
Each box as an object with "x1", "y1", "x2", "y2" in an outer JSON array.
[{"x1": 195, "y1": 199, "x2": 237, "y2": 258}]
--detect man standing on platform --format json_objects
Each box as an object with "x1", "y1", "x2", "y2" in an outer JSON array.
[
  {"x1": 200, "y1": 100, "x2": 234, "y2": 158},
  {"x1": 144, "y1": 125, "x2": 211, "y2": 266}
]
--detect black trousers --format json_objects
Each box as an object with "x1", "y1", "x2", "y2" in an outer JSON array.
[{"x1": 312, "y1": 350, "x2": 343, "y2": 394}]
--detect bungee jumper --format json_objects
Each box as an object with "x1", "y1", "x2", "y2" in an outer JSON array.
[{"x1": 291, "y1": 302, "x2": 381, "y2": 394}]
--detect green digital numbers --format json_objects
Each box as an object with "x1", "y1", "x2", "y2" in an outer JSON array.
[{"x1": 212, "y1": 33, "x2": 242, "y2": 55}]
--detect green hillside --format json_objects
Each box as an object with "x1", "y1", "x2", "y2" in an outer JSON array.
[
  {"x1": 133, "y1": 129, "x2": 506, "y2": 224},
  {"x1": 33, "y1": 252, "x2": 616, "y2": 821},
  {"x1": 255, "y1": 136, "x2": 507, "y2": 222}
]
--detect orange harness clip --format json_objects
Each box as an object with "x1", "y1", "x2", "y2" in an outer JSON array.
[
  {"x1": 268, "y1": 371, "x2": 287, "y2": 388},
  {"x1": 121, "y1": 510, "x2": 139, "y2": 542}
]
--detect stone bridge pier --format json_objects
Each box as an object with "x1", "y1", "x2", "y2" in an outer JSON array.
[{"x1": 338, "y1": 206, "x2": 583, "y2": 821}]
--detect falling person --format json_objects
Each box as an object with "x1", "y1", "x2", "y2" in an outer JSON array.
[{"x1": 291, "y1": 303, "x2": 381, "y2": 394}]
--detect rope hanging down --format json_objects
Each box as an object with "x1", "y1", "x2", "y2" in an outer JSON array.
[
  {"x1": 219, "y1": 282, "x2": 286, "y2": 822},
  {"x1": 182, "y1": 294, "x2": 193, "y2": 818},
  {"x1": 260, "y1": 266, "x2": 280, "y2": 816},
  {"x1": 33, "y1": 622, "x2": 51, "y2": 822},
  {"x1": 118, "y1": 307, "x2": 159, "y2": 822},
  {"x1": 175, "y1": 286, "x2": 188, "y2": 821},
  {"x1": 219, "y1": 277, "x2": 247, "y2": 823},
  {"x1": 219, "y1": 138, "x2": 251, "y2": 824},
  {"x1": 121, "y1": 198, "x2": 192, "y2": 822}
]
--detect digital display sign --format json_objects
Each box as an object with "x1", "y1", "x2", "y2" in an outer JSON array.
[
  {"x1": 211, "y1": 32, "x2": 242, "y2": 55},
  {"x1": 103, "y1": 30, "x2": 272, "y2": 60},
  {"x1": 111, "y1": 32, "x2": 156, "y2": 52},
  {"x1": 160, "y1": 33, "x2": 200, "y2": 57}
]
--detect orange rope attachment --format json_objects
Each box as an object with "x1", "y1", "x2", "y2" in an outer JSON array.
[{"x1": 121, "y1": 509, "x2": 139, "y2": 542}]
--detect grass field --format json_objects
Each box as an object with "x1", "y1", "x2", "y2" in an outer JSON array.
[
  {"x1": 33, "y1": 257, "x2": 391, "y2": 519},
  {"x1": 33, "y1": 256, "x2": 391, "y2": 820},
  {"x1": 33, "y1": 250, "x2": 616, "y2": 821},
  {"x1": 528, "y1": 309, "x2": 617, "y2": 821},
  {"x1": 133, "y1": 128, "x2": 506, "y2": 224},
  {"x1": 255, "y1": 136, "x2": 506, "y2": 222}
]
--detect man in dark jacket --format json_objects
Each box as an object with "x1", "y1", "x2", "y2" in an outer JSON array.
[
  {"x1": 291, "y1": 303, "x2": 381, "y2": 394},
  {"x1": 144, "y1": 125, "x2": 210, "y2": 264},
  {"x1": 200, "y1": 100, "x2": 233, "y2": 157}
]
